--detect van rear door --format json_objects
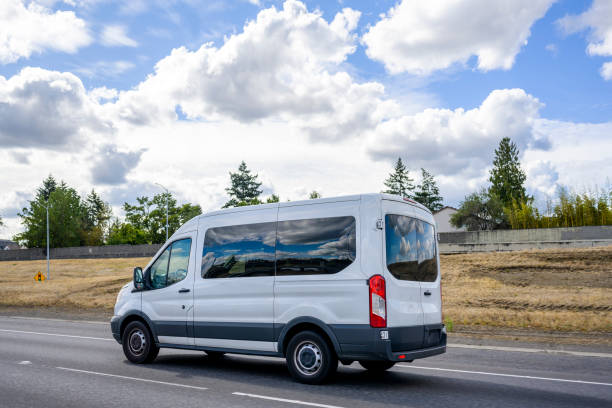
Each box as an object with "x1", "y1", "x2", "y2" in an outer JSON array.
[{"x1": 381, "y1": 199, "x2": 425, "y2": 351}]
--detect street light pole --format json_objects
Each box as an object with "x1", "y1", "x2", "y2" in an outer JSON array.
[
  {"x1": 46, "y1": 202, "x2": 50, "y2": 280},
  {"x1": 155, "y1": 183, "x2": 169, "y2": 242}
]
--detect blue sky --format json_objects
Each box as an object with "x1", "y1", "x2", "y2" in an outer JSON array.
[{"x1": 1, "y1": 0, "x2": 611, "y2": 238}]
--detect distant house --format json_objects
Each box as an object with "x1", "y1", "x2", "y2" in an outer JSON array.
[
  {"x1": 0, "y1": 239, "x2": 20, "y2": 250},
  {"x1": 433, "y1": 206, "x2": 466, "y2": 233}
]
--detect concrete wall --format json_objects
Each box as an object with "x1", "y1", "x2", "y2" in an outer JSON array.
[
  {"x1": 438, "y1": 225, "x2": 612, "y2": 254},
  {"x1": 0, "y1": 244, "x2": 162, "y2": 261},
  {"x1": 439, "y1": 225, "x2": 612, "y2": 244}
]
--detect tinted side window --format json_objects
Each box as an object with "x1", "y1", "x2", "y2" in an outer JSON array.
[
  {"x1": 417, "y1": 220, "x2": 437, "y2": 282},
  {"x1": 385, "y1": 214, "x2": 438, "y2": 282},
  {"x1": 201, "y1": 222, "x2": 276, "y2": 279},
  {"x1": 167, "y1": 239, "x2": 192, "y2": 285},
  {"x1": 150, "y1": 247, "x2": 170, "y2": 289},
  {"x1": 276, "y1": 216, "x2": 356, "y2": 276}
]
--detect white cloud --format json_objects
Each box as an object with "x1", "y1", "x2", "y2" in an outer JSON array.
[
  {"x1": 90, "y1": 144, "x2": 145, "y2": 185},
  {"x1": 0, "y1": 0, "x2": 92, "y2": 64},
  {"x1": 100, "y1": 25, "x2": 138, "y2": 47},
  {"x1": 362, "y1": 0, "x2": 555, "y2": 75},
  {"x1": 74, "y1": 60, "x2": 135, "y2": 78},
  {"x1": 0, "y1": 67, "x2": 112, "y2": 148},
  {"x1": 110, "y1": 1, "x2": 393, "y2": 140},
  {"x1": 525, "y1": 160, "x2": 559, "y2": 197},
  {"x1": 366, "y1": 89, "x2": 544, "y2": 177},
  {"x1": 558, "y1": 0, "x2": 612, "y2": 80},
  {"x1": 601, "y1": 62, "x2": 612, "y2": 80}
]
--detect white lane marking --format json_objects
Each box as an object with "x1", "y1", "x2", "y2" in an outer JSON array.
[
  {"x1": 397, "y1": 365, "x2": 612, "y2": 387},
  {"x1": 448, "y1": 343, "x2": 612, "y2": 358},
  {"x1": 2, "y1": 316, "x2": 107, "y2": 325},
  {"x1": 18, "y1": 361, "x2": 32, "y2": 365},
  {"x1": 0, "y1": 329, "x2": 112, "y2": 341},
  {"x1": 232, "y1": 392, "x2": 343, "y2": 408},
  {"x1": 56, "y1": 367, "x2": 208, "y2": 391}
]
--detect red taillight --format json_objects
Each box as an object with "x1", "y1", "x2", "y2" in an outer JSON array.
[{"x1": 369, "y1": 275, "x2": 387, "y2": 328}]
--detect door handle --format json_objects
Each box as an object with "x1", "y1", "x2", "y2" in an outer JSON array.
[
  {"x1": 178, "y1": 288, "x2": 190, "y2": 293},
  {"x1": 424, "y1": 290, "x2": 431, "y2": 296}
]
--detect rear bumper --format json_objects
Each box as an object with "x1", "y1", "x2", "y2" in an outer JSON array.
[{"x1": 333, "y1": 323, "x2": 446, "y2": 362}]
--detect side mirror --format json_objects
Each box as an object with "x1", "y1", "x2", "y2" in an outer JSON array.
[{"x1": 133, "y1": 267, "x2": 143, "y2": 290}]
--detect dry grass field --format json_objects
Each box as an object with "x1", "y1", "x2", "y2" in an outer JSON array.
[{"x1": 0, "y1": 246, "x2": 610, "y2": 336}]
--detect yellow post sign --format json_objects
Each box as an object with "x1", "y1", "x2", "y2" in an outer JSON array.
[{"x1": 34, "y1": 271, "x2": 46, "y2": 281}]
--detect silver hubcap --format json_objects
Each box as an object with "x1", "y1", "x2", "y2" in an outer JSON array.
[
  {"x1": 128, "y1": 329, "x2": 146, "y2": 356},
  {"x1": 293, "y1": 341, "x2": 323, "y2": 376}
]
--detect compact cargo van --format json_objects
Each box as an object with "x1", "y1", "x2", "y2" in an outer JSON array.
[{"x1": 111, "y1": 193, "x2": 445, "y2": 383}]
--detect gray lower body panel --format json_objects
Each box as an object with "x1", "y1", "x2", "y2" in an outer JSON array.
[{"x1": 331, "y1": 323, "x2": 446, "y2": 361}]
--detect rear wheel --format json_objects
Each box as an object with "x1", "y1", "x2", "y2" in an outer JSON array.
[
  {"x1": 122, "y1": 321, "x2": 159, "y2": 364},
  {"x1": 358, "y1": 360, "x2": 395, "y2": 372},
  {"x1": 286, "y1": 331, "x2": 337, "y2": 384}
]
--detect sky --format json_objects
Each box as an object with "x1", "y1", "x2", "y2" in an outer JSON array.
[{"x1": 1, "y1": 0, "x2": 611, "y2": 239}]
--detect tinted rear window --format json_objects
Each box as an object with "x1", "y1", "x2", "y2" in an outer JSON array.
[
  {"x1": 385, "y1": 214, "x2": 438, "y2": 282},
  {"x1": 276, "y1": 216, "x2": 356, "y2": 276}
]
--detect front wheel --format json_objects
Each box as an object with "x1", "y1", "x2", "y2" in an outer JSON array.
[
  {"x1": 286, "y1": 331, "x2": 337, "y2": 384},
  {"x1": 122, "y1": 321, "x2": 159, "y2": 364},
  {"x1": 358, "y1": 360, "x2": 396, "y2": 372}
]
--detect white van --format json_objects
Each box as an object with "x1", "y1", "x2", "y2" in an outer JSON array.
[{"x1": 111, "y1": 193, "x2": 445, "y2": 384}]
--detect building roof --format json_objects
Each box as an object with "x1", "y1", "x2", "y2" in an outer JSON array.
[{"x1": 434, "y1": 206, "x2": 458, "y2": 214}]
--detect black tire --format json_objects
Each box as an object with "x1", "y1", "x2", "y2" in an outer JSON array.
[
  {"x1": 286, "y1": 331, "x2": 337, "y2": 384},
  {"x1": 358, "y1": 360, "x2": 396, "y2": 372},
  {"x1": 205, "y1": 351, "x2": 226, "y2": 360},
  {"x1": 122, "y1": 321, "x2": 159, "y2": 364}
]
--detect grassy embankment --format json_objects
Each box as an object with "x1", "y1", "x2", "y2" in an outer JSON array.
[{"x1": 0, "y1": 246, "x2": 610, "y2": 335}]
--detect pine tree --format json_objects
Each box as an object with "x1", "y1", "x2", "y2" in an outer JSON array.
[
  {"x1": 223, "y1": 161, "x2": 263, "y2": 208},
  {"x1": 489, "y1": 137, "x2": 528, "y2": 207},
  {"x1": 309, "y1": 191, "x2": 322, "y2": 199},
  {"x1": 384, "y1": 158, "x2": 414, "y2": 198},
  {"x1": 266, "y1": 194, "x2": 280, "y2": 203},
  {"x1": 37, "y1": 174, "x2": 57, "y2": 201},
  {"x1": 413, "y1": 168, "x2": 443, "y2": 212}
]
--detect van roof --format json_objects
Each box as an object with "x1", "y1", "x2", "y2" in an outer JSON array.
[{"x1": 198, "y1": 193, "x2": 431, "y2": 219}]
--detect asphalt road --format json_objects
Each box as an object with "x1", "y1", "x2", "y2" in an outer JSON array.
[{"x1": 0, "y1": 316, "x2": 610, "y2": 408}]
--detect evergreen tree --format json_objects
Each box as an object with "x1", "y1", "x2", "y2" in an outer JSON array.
[
  {"x1": 266, "y1": 194, "x2": 280, "y2": 203},
  {"x1": 309, "y1": 191, "x2": 322, "y2": 199},
  {"x1": 223, "y1": 161, "x2": 263, "y2": 208},
  {"x1": 384, "y1": 158, "x2": 414, "y2": 198},
  {"x1": 413, "y1": 168, "x2": 443, "y2": 212},
  {"x1": 0, "y1": 213, "x2": 4, "y2": 228},
  {"x1": 37, "y1": 174, "x2": 57, "y2": 201},
  {"x1": 489, "y1": 137, "x2": 528, "y2": 207}
]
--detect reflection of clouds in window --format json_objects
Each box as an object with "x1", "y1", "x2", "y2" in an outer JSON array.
[
  {"x1": 277, "y1": 217, "x2": 355, "y2": 246},
  {"x1": 386, "y1": 214, "x2": 437, "y2": 282},
  {"x1": 205, "y1": 222, "x2": 276, "y2": 247},
  {"x1": 400, "y1": 235, "x2": 410, "y2": 256},
  {"x1": 276, "y1": 216, "x2": 356, "y2": 275}
]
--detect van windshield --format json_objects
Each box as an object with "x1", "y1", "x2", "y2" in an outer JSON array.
[{"x1": 385, "y1": 214, "x2": 438, "y2": 282}]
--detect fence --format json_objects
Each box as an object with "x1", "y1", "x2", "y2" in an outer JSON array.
[{"x1": 0, "y1": 244, "x2": 162, "y2": 261}]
